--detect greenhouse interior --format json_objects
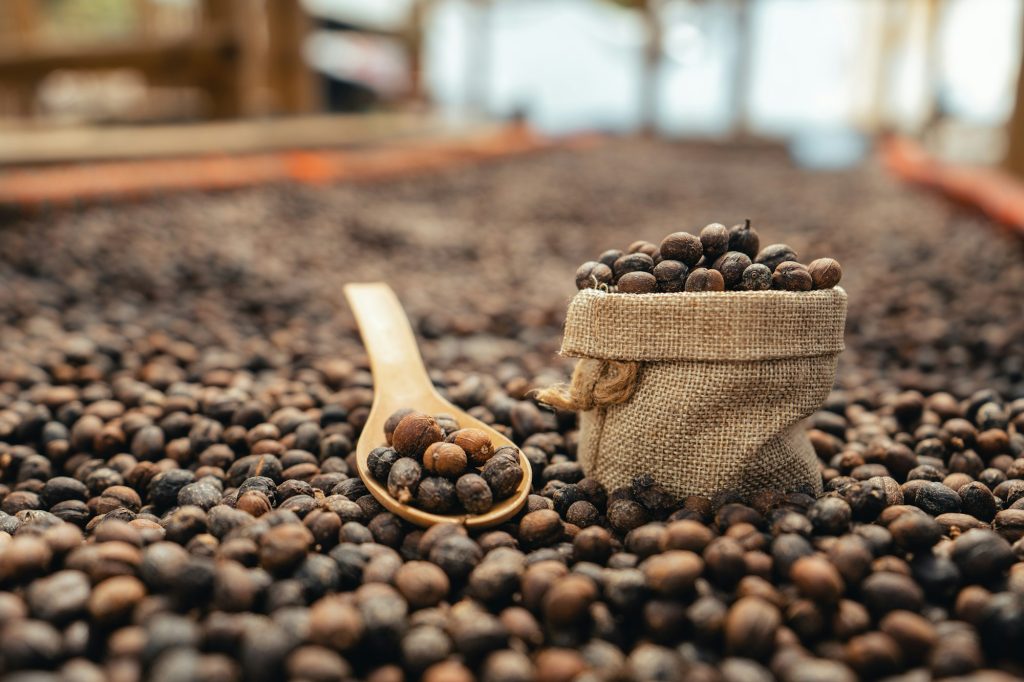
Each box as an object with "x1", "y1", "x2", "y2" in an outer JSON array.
[{"x1": 2, "y1": 1, "x2": 1024, "y2": 681}]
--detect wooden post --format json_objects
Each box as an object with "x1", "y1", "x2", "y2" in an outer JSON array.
[
  {"x1": 7, "y1": 0, "x2": 40, "y2": 115},
  {"x1": 638, "y1": 0, "x2": 662, "y2": 136},
  {"x1": 10, "y1": 0, "x2": 40, "y2": 50},
  {"x1": 135, "y1": 0, "x2": 157, "y2": 40},
  {"x1": 464, "y1": 0, "x2": 493, "y2": 115},
  {"x1": 198, "y1": 0, "x2": 243, "y2": 118},
  {"x1": 406, "y1": 0, "x2": 429, "y2": 105},
  {"x1": 730, "y1": 0, "x2": 752, "y2": 136},
  {"x1": 266, "y1": 0, "x2": 318, "y2": 115},
  {"x1": 920, "y1": 0, "x2": 944, "y2": 133},
  {"x1": 1005, "y1": 3, "x2": 1024, "y2": 177}
]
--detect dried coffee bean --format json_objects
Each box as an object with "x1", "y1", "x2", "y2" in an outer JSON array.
[
  {"x1": 89, "y1": 575, "x2": 146, "y2": 626},
  {"x1": 659, "y1": 232, "x2": 703, "y2": 267},
  {"x1": 597, "y1": 248, "x2": 624, "y2": 269},
  {"x1": 790, "y1": 555, "x2": 844, "y2": 603},
  {"x1": 429, "y1": 534, "x2": 482, "y2": 582},
  {"x1": 395, "y1": 561, "x2": 449, "y2": 609},
  {"x1": 912, "y1": 482, "x2": 961, "y2": 516},
  {"x1": 700, "y1": 223, "x2": 730, "y2": 261},
  {"x1": 684, "y1": 268, "x2": 725, "y2": 292},
  {"x1": 608, "y1": 499, "x2": 651, "y2": 534},
  {"x1": 575, "y1": 261, "x2": 613, "y2": 290},
  {"x1": 416, "y1": 477, "x2": 457, "y2": 514},
  {"x1": 367, "y1": 447, "x2": 400, "y2": 482},
  {"x1": 612, "y1": 253, "x2": 655, "y2": 280},
  {"x1": 728, "y1": 219, "x2": 760, "y2": 258},
  {"x1": 653, "y1": 260, "x2": 689, "y2": 293},
  {"x1": 566, "y1": 500, "x2": 599, "y2": 527},
  {"x1": 712, "y1": 251, "x2": 752, "y2": 289},
  {"x1": 447, "y1": 429, "x2": 493, "y2": 465},
  {"x1": 843, "y1": 631, "x2": 902, "y2": 678},
  {"x1": 482, "y1": 450, "x2": 524, "y2": 501},
  {"x1": 456, "y1": 474, "x2": 493, "y2": 514},
  {"x1": 860, "y1": 571, "x2": 925, "y2": 618},
  {"x1": 642, "y1": 550, "x2": 702, "y2": 597},
  {"x1": 704, "y1": 536, "x2": 746, "y2": 587},
  {"x1": 387, "y1": 458, "x2": 422, "y2": 504},
  {"x1": 26, "y1": 569, "x2": 90, "y2": 623},
  {"x1": 259, "y1": 524, "x2": 312, "y2": 574},
  {"x1": 519, "y1": 510, "x2": 563, "y2": 549},
  {"x1": 808, "y1": 497, "x2": 851, "y2": 535},
  {"x1": 754, "y1": 243, "x2": 798, "y2": 272},
  {"x1": 772, "y1": 261, "x2": 813, "y2": 291},
  {"x1": 724, "y1": 597, "x2": 780, "y2": 660},
  {"x1": 423, "y1": 442, "x2": 468, "y2": 479},
  {"x1": 391, "y1": 413, "x2": 444, "y2": 459},
  {"x1": 808, "y1": 258, "x2": 842, "y2": 289},
  {"x1": 736, "y1": 263, "x2": 772, "y2": 292},
  {"x1": 543, "y1": 573, "x2": 597, "y2": 628},
  {"x1": 617, "y1": 271, "x2": 658, "y2": 294},
  {"x1": 951, "y1": 529, "x2": 1015, "y2": 582}
]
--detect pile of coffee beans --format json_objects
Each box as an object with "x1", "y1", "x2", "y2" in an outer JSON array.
[
  {"x1": 1, "y1": 139, "x2": 1023, "y2": 680},
  {"x1": 368, "y1": 410, "x2": 524, "y2": 515},
  {"x1": 576, "y1": 221, "x2": 842, "y2": 294},
  {"x1": 1, "y1": 375, "x2": 1023, "y2": 680}
]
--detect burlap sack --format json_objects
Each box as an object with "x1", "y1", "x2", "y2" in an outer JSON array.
[{"x1": 539, "y1": 287, "x2": 847, "y2": 498}]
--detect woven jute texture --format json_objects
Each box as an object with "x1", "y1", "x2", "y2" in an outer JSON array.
[{"x1": 559, "y1": 287, "x2": 847, "y2": 498}]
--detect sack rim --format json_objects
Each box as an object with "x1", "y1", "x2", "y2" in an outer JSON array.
[
  {"x1": 561, "y1": 286, "x2": 848, "y2": 362},
  {"x1": 573, "y1": 285, "x2": 847, "y2": 301}
]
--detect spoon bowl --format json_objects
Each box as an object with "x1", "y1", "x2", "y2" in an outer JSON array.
[{"x1": 344, "y1": 282, "x2": 532, "y2": 528}]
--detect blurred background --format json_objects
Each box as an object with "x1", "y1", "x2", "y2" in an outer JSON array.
[
  {"x1": 0, "y1": 0, "x2": 1022, "y2": 169},
  {"x1": 2, "y1": 0, "x2": 1024, "y2": 402}
]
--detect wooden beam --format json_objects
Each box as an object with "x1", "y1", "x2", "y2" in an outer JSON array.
[
  {"x1": 0, "y1": 112, "x2": 474, "y2": 165},
  {"x1": 0, "y1": 36, "x2": 235, "y2": 84}
]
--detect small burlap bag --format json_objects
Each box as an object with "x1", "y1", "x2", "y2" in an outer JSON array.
[{"x1": 538, "y1": 287, "x2": 847, "y2": 498}]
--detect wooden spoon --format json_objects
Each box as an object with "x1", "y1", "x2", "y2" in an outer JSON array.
[{"x1": 344, "y1": 282, "x2": 532, "y2": 529}]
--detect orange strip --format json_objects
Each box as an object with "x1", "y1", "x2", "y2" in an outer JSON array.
[
  {"x1": 0, "y1": 126, "x2": 600, "y2": 208},
  {"x1": 882, "y1": 136, "x2": 1024, "y2": 236}
]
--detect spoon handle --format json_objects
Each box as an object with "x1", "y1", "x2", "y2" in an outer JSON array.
[{"x1": 344, "y1": 283, "x2": 436, "y2": 405}]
